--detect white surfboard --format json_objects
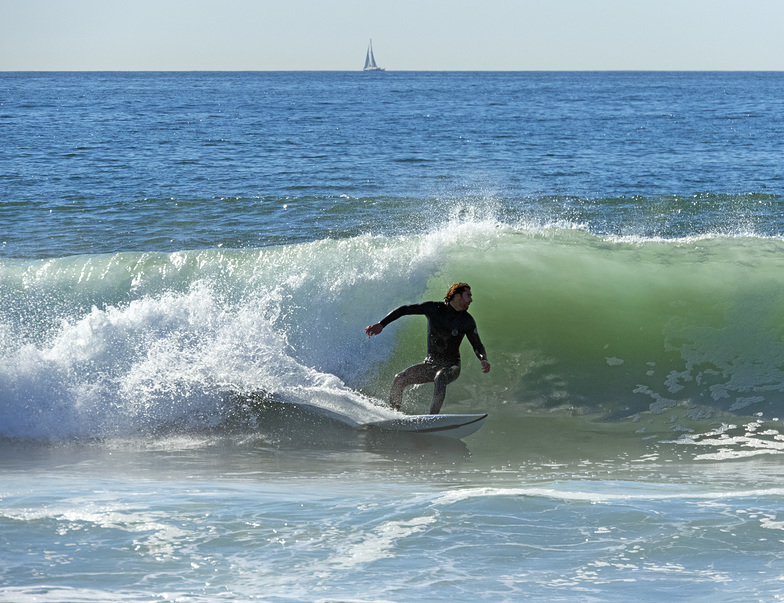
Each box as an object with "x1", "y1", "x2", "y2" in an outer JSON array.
[{"x1": 365, "y1": 413, "x2": 487, "y2": 439}]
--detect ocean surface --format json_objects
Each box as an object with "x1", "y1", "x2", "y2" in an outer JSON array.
[{"x1": 2, "y1": 71, "x2": 784, "y2": 602}]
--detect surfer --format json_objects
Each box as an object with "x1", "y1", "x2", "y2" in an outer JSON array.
[{"x1": 365, "y1": 283, "x2": 491, "y2": 414}]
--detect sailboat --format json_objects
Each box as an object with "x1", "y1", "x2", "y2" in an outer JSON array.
[{"x1": 363, "y1": 39, "x2": 385, "y2": 72}]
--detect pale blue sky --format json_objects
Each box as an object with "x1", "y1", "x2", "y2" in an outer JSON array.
[{"x1": 2, "y1": 0, "x2": 783, "y2": 71}]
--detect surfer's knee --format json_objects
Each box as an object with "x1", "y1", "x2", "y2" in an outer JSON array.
[
  {"x1": 435, "y1": 364, "x2": 460, "y2": 386},
  {"x1": 392, "y1": 371, "x2": 409, "y2": 389}
]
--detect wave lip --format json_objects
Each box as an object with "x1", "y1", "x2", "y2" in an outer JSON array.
[{"x1": 4, "y1": 193, "x2": 784, "y2": 260}]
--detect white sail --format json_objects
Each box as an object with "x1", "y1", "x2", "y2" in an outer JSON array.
[{"x1": 363, "y1": 39, "x2": 384, "y2": 71}]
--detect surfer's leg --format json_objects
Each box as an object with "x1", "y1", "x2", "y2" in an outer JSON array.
[
  {"x1": 389, "y1": 363, "x2": 437, "y2": 411},
  {"x1": 429, "y1": 364, "x2": 461, "y2": 415}
]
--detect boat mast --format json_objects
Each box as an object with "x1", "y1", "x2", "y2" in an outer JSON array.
[{"x1": 368, "y1": 39, "x2": 377, "y2": 69}]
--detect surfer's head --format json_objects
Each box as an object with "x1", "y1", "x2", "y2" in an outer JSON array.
[{"x1": 445, "y1": 283, "x2": 471, "y2": 304}]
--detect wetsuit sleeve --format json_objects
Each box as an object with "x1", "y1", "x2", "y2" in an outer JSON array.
[
  {"x1": 378, "y1": 303, "x2": 429, "y2": 327},
  {"x1": 467, "y1": 326, "x2": 488, "y2": 362}
]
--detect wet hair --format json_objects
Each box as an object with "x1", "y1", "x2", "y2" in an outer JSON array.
[{"x1": 445, "y1": 282, "x2": 470, "y2": 303}]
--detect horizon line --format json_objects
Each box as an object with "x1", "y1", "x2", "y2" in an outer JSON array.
[{"x1": 3, "y1": 68, "x2": 784, "y2": 74}]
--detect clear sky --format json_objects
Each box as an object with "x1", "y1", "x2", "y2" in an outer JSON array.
[{"x1": 2, "y1": 0, "x2": 784, "y2": 71}]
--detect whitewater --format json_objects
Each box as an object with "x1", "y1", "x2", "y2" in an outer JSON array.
[{"x1": 2, "y1": 71, "x2": 784, "y2": 602}]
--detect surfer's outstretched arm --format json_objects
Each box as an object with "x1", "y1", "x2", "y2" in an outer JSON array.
[{"x1": 366, "y1": 304, "x2": 423, "y2": 337}]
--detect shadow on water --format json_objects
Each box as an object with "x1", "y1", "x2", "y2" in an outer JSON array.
[{"x1": 225, "y1": 393, "x2": 472, "y2": 463}]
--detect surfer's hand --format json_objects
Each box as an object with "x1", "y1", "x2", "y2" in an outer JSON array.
[
  {"x1": 365, "y1": 323, "x2": 383, "y2": 337},
  {"x1": 481, "y1": 360, "x2": 491, "y2": 373}
]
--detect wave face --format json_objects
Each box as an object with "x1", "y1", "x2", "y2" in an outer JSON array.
[{"x1": 3, "y1": 219, "x2": 784, "y2": 440}]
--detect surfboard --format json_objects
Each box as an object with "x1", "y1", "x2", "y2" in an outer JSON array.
[{"x1": 365, "y1": 413, "x2": 487, "y2": 439}]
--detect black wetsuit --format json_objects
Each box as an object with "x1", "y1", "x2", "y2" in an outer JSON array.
[
  {"x1": 380, "y1": 301, "x2": 487, "y2": 365},
  {"x1": 379, "y1": 301, "x2": 487, "y2": 413}
]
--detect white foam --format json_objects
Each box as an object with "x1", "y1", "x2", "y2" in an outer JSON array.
[
  {"x1": 429, "y1": 483, "x2": 784, "y2": 506},
  {"x1": 327, "y1": 515, "x2": 436, "y2": 569},
  {"x1": 0, "y1": 233, "x2": 459, "y2": 440}
]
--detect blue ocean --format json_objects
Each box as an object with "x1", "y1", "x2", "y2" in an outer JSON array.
[{"x1": 2, "y1": 71, "x2": 784, "y2": 601}]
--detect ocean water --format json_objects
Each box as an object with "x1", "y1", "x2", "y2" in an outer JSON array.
[{"x1": 2, "y1": 71, "x2": 784, "y2": 601}]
